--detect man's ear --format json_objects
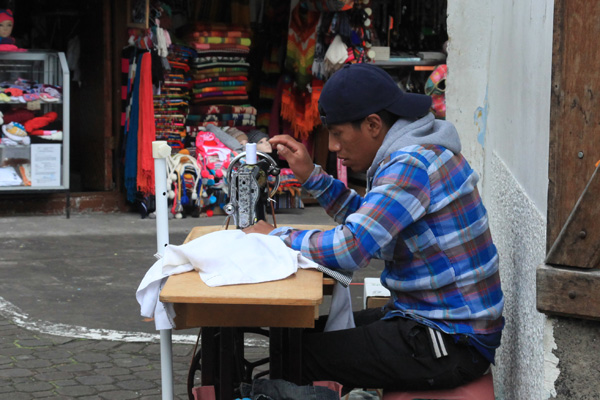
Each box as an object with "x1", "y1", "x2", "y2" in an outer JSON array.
[{"x1": 364, "y1": 114, "x2": 384, "y2": 139}]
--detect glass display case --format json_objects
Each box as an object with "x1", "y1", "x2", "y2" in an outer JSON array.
[{"x1": 0, "y1": 51, "x2": 70, "y2": 192}]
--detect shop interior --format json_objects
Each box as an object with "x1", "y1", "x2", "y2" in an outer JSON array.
[{"x1": 0, "y1": 0, "x2": 447, "y2": 216}]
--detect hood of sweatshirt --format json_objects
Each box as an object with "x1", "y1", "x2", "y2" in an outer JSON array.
[{"x1": 366, "y1": 113, "x2": 462, "y2": 182}]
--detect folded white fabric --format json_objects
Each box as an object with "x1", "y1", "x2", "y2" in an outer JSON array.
[
  {"x1": 136, "y1": 230, "x2": 356, "y2": 331},
  {"x1": 163, "y1": 230, "x2": 319, "y2": 286},
  {"x1": 136, "y1": 260, "x2": 188, "y2": 330},
  {"x1": 137, "y1": 230, "x2": 322, "y2": 330}
]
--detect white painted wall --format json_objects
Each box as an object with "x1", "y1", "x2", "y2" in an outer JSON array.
[
  {"x1": 447, "y1": 1, "x2": 552, "y2": 214},
  {"x1": 484, "y1": 1, "x2": 553, "y2": 215},
  {"x1": 446, "y1": 1, "x2": 555, "y2": 399}
]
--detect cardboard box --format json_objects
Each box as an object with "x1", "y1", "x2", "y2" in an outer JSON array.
[{"x1": 363, "y1": 277, "x2": 391, "y2": 309}]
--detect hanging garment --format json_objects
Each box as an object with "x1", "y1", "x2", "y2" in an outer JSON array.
[
  {"x1": 124, "y1": 53, "x2": 142, "y2": 202},
  {"x1": 424, "y1": 64, "x2": 447, "y2": 119},
  {"x1": 136, "y1": 52, "x2": 156, "y2": 196}
]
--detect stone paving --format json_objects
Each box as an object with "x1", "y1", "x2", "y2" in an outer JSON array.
[
  {"x1": 0, "y1": 212, "x2": 381, "y2": 400},
  {"x1": 0, "y1": 313, "x2": 383, "y2": 400},
  {"x1": 0, "y1": 314, "x2": 195, "y2": 399}
]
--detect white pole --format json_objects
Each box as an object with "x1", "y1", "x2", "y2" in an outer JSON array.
[
  {"x1": 153, "y1": 141, "x2": 174, "y2": 400},
  {"x1": 159, "y1": 330, "x2": 173, "y2": 400}
]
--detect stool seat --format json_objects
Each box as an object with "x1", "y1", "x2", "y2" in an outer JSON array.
[{"x1": 382, "y1": 372, "x2": 494, "y2": 400}]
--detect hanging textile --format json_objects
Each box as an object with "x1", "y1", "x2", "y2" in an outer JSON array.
[
  {"x1": 280, "y1": 0, "x2": 354, "y2": 140},
  {"x1": 123, "y1": 51, "x2": 156, "y2": 202},
  {"x1": 280, "y1": 3, "x2": 321, "y2": 140},
  {"x1": 136, "y1": 52, "x2": 156, "y2": 196},
  {"x1": 124, "y1": 53, "x2": 142, "y2": 202}
]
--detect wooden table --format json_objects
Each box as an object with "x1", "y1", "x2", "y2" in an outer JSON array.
[{"x1": 159, "y1": 224, "x2": 335, "y2": 399}]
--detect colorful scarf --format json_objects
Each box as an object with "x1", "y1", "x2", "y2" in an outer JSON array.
[
  {"x1": 193, "y1": 43, "x2": 251, "y2": 52},
  {"x1": 195, "y1": 55, "x2": 247, "y2": 64},
  {"x1": 281, "y1": 76, "x2": 323, "y2": 140},
  {"x1": 191, "y1": 95, "x2": 249, "y2": 105},
  {"x1": 193, "y1": 81, "x2": 248, "y2": 90},
  {"x1": 193, "y1": 90, "x2": 248, "y2": 99},
  {"x1": 280, "y1": 2, "x2": 322, "y2": 139},
  {"x1": 192, "y1": 37, "x2": 252, "y2": 46},
  {"x1": 192, "y1": 76, "x2": 248, "y2": 84},
  {"x1": 189, "y1": 104, "x2": 257, "y2": 115},
  {"x1": 193, "y1": 61, "x2": 250, "y2": 70},
  {"x1": 136, "y1": 52, "x2": 156, "y2": 196},
  {"x1": 191, "y1": 30, "x2": 251, "y2": 39},
  {"x1": 192, "y1": 71, "x2": 249, "y2": 80},
  {"x1": 194, "y1": 48, "x2": 250, "y2": 56},
  {"x1": 124, "y1": 54, "x2": 142, "y2": 202}
]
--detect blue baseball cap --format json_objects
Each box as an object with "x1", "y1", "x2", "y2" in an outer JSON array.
[{"x1": 318, "y1": 63, "x2": 433, "y2": 125}]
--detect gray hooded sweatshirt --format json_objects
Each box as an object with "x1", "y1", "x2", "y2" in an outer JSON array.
[{"x1": 366, "y1": 113, "x2": 462, "y2": 189}]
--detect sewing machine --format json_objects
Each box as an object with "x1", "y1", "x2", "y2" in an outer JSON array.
[{"x1": 224, "y1": 143, "x2": 280, "y2": 228}]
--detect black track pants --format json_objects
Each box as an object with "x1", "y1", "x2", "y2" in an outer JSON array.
[{"x1": 301, "y1": 308, "x2": 490, "y2": 392}]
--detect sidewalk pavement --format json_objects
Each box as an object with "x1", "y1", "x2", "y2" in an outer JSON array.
[
  {"x1": 0, "y1": 207, "x2": 383, "y2": 399},
  {"x1": 0, "y1": 314, "x2": 194, "y2": 399}
]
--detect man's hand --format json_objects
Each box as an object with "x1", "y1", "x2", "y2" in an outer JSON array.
[
  {"x1": 269, "y1": 135, "x2": 315, "y2": 183},
  {"x1": 242, "y1": 220, "x2": 275, "y2": 235}
]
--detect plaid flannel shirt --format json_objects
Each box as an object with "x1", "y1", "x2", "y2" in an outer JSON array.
[{"x1": 270, "y1": 144, "x2": 504, "y2": 336}]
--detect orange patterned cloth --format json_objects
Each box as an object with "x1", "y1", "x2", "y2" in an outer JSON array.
[
  {"x1": 281, "y1": 77, "x2": 323, "y2": 140},
  {"x1": 280, "y1": 0, "x2": 355, "y2": 140},
  {"x1": 280, "y1": 3, "x2": 321, "y2": 140}
]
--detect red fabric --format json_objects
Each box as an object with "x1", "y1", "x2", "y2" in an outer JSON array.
[
  {"x1": 136, "y1": 52, "x2": 156, "y2": 196},
  {"x1": 4, "y1": 88, "x2": 23, "y2": 96},
  {"x1": 23, "y1": 111, "x2": 58, "y2": 133},
  {"x1": 3, "y1": 108, "x2": 35, "y2": 124}
]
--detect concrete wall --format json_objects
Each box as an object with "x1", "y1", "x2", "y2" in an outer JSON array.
[{"x1": 446, "y1": 1, "x2": 555, "y2": 398}]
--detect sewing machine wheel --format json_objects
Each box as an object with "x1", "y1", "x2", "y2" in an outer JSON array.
[
  {"x1": 225, "y1": 151, "x2": 282, "y2": 228},
  {"x1": 226, "y1": 151, "x2": 281, "y2": 199},
  {"x1": 186, "y1": 328, "x2": 270, "y2": 400}
]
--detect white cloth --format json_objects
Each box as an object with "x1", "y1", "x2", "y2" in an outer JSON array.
[
  {"x1": 136, "y1": 230, "x2": 356, "y2": 331},
  {"x1": 138, "y1": 230, "x2": 320, "y2": 330},
  {"x1": 324, "y1": 282, "x2": 355, "y2": 332},
  {"x1": 324, "y1": 35, "x2": 348, "y2": 78},
  {"x1": 325, "y1": 35, "x2": 348, "y2": 65},
  {"x1": 155, "y1": 27, "x2": 169, "y2": 58},
  {"x1": 164, "y1": 230, "x2": 318, "y2": 286},
  {"x1": 136, "y1": 261, "x2": 189, "y2": 330}
]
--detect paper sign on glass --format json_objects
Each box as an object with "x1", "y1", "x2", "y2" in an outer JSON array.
[{"x1": 31, "y1": 144, "x2": 61, "y2": 187}]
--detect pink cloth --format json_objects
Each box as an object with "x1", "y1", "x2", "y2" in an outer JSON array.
[
  {"x1": 0, "y1": 44, "x2": 26, "y2": 52},
  {"x1": 196, "y1": 131, "x2": 231, "y2": 161}
]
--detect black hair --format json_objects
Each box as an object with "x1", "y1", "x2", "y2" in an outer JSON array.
[{"x1": 349, "y1": 109, "x2": 401, "y2": 130}]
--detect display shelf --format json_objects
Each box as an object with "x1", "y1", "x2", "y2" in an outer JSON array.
[
  {"x1": 0, "y1": 51, "x2": 70, "y2": 194},
  {"x1": 371, "y1": 51, "x2": 446, "y2": 68}
]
